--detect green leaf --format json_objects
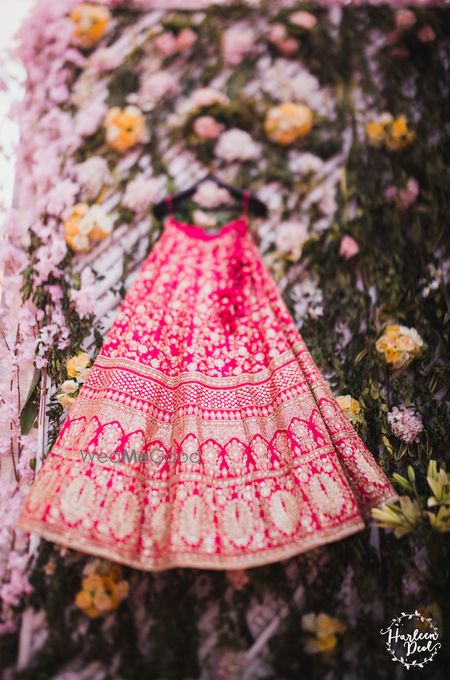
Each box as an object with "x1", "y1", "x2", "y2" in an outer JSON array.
[{"x1": 20, "y1": 368, "x2": 41, "y2": 436}]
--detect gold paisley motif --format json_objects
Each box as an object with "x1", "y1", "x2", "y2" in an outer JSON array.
[
  {"x1": 108, "y1": 491, "x2": 139, "y2": 541},
  {"x1": 60, "y1": 476, "x2": 96, "y2": 525},
  {"x1": 269, "y1": 489, "x2": 300, "y2": 535},
  {"x1": 223, "y1": 498, "x2": 253, "y2": 547},
  {"x1": 150, "y1": 502, "x2": 170, "y2": 547},
  {"x1": 179, "y1": 495, "x2": 204, "y2": 546},
  {"x1": 307, "y1": 473, "x2": 345, "y2": 519}
]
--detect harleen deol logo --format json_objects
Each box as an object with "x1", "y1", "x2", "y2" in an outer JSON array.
[{"x1": 381, "y1": 610, "x2": 440, "y2": 670}]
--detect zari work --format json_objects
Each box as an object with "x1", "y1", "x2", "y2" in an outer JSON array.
[{"x1": 18, "y1": 215, "x2": 398, "y2": 570}]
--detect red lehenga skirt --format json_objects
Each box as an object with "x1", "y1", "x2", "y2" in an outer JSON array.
[{"x1": 18, "y1": 215, "x2": 397, "y2": 570}]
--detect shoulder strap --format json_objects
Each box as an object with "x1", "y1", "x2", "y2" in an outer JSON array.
[
  {"x1": 165, "y1": 194, "x2": 174, "y2": 216},
  {"x1": 242, "y1": 190, "x2": 251, "y2": 218}
]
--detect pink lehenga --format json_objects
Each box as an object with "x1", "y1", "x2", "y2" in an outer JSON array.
[{"x1": 18, "y1": 208, "x2": 397, "y2": 570}]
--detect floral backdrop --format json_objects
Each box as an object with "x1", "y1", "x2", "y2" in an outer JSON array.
[{"x1": 0, "y1": 1, "x2": 449, "y2": 678}]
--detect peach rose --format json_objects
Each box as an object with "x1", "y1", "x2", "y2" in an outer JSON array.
[
  {"x1": 290, "y1": 11, "x2": 318, "y2": 30},
  {"x1": 339, "y1": 235, "x2": 360, "y2": 259},
  {"x1": 193, "y1": 116, "x2": 224, "y2": 140}
]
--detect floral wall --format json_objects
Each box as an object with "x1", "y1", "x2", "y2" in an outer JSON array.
[{"x1": 0, "y1": 1, "x2": 449, "y2": 678}]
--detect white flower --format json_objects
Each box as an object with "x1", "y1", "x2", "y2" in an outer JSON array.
[
  {"x1": 252, "y1": 58, "x2": 334, "y2": 117},
  {"x1": 78, "y1": 205, "x2": 113, "y2": 236},
  {"x1": 398, "y1": 326, "x2": 424, "y2": 349},
  {"x1": 288, "y1": 151, "x2": 323, "y2": 176},
  {"x1": 59, "y1": 379, "x2": 79, "y2": 394},
  {"x1": 261, "y1": 59, "x2": 319, "y2": 101},
  {"x1": 137, "y1": 72, "x2": 178, "y2": 111},
  {"x1": 222, "y1": 24, "x2": 255, "y2": 66},
  {"x1": 192, "y1": 209, "x2": 217, "y2": 227},
  {"x1": 290, "y1": 275, "x2": 324, "y2": 326},
  {"x1": 71, "y1": 233, "x2": 90, "y2": 251},
  {"x1": 122, "y1": 176, "x2": 161, "y2": 213},
  {"x1": 76, "y1": 157, "x2": 111, "y2": 199},
  {"x1": 193, "y1": 181, "x2": 232, "y2": 209},
  {"x1": 275, "y1": 220, "x2": 310, "y2": 257},
  {"x1": 76, "y1": 367, "x2": 91, "y2": 383},
  {"x1": 215, "y1": 128, "x2": 261, "y2": 162},
  {"x1": 318, "y1": 187, "x2": 338, "y2": 216},
  {"x1": 191, "y1": 87, "x2": 229, "y2": 109}
]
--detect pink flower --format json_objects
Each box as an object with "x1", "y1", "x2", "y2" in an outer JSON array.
[
  {"x1": 138, "y1": 72, "x2": 178, "y2": 109},
  {"x1": 339, "y1": 235, "x2": 360, "y2": 259},
  {"x1": 122, "y1": 176, "x2": 161, "y2": 213},
  {"x1": 191, "y1": 87, "x2": 229, "y2": 109},
  {"x1": 417, "y1": 25, "x2": 436, "y2": 43},
  {"x1": 395, "y1": 10, "x2": 416, "y2": 32},
  {"x1": 226, "y1": 570, "x2": 249, "y2": 590},
  {"x1": 40, "y1": 179, "x2": 79, "y2": 218},
  {"x1": 74, "y1": 101, "x2": 107, "y2": 137},
  {"x1": 289, "y1": 11, "x2": 318, "y2": 30},
  {"x1": 176, "y1": 28, "x2": 197, "y2": 51},
  {"x1": 45, "y1": 285, "x2": 63, "y2": 305},
  {"x1": 388, "y1": 406, "x2": 423, "y2": 443},
  {"x1": 89, "y1": 46, "x2": 123, "y2": 74},
  {"x1": 222, "y1": 25, "x2": 255, "y2": 66},
  {"x1": 154, "y1": 32, "x2": 179, "y2": 57},
  {"x1": 268, "y1": 24, "x2": 299, "y2": 56},
  {"x1": 193, "y1": 116, "x2": 224, "y2": 140},
  {"x1": 71, "y1": 268, "x2": 97, "y2": 318},
  {"x1": 385, "y1": 178, "x2": 419, "y2": 211}
]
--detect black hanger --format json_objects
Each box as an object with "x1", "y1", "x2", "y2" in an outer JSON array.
[{"x1": 153, "y1": 173, "x2": 268, "y2": 219}]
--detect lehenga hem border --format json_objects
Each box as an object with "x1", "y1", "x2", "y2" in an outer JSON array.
[{"x1": 17, "y1": 492, "x2": 398, "y2": 572}]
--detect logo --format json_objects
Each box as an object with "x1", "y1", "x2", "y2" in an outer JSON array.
[{"x1": 381, "y1": 610, "x2": 440, "y2": 669}]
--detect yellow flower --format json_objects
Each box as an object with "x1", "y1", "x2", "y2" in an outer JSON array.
[
  {"x1": 336, "y1": 395, "x2": 362, "y2": 425},
  {"x1": 427, "y1": 506, "x2": 450, "y2": 533},
  {"x1": 104, "y1": 106, "x2": 147, "y2": 153},
  {"x1": 67, "y1": 352, "x2": 91, "y2": 378},
  {"x1": 75, "y1": 589, "x2": 92, "y2": 611},
  {"x1": 70, "y1": 3, "x2": 111, "y2": 49},
  {"x1": 376, "y1": 324, "x2": 423, "y2": 369},
  {"x1": 264, "y1": 103, "x2": 313, "y2": 145},
  {"x1": 76, "y1": 560, "x2": 129, "y2": 618},
  {"x1": 82, "y1": 575, "x2": 105, "y2": 592},
  {"x1": 56, "y1": 394, "x2": 77, "y2": 410},
  {"x1": 385, "y1": 116, "x2": 416, "y2": 151},
  {"x1": 304, "y1": 634, "x2": 337, "y2": 654},
  {"x1": 302, "y1": 612, "x2": 347, "y2": 655},
  {"x1": 64, "y1": 203, "x2": 90, "y2": 253},
  {"x1": 372, "y1": 497, "x2": 422, "y2": 537},
  {"x1": 426, "y1": 460, "x2": 450, "y2": 507},
  {"x1": 366, "y1": 121, "x2": 385, "y2": 146},
  {"x1": 366, "y1": 113, "x2": 415, "y2": 151},
  {"x1": 93, "y1": 588, "x2": 114, "y2": 614},
  {"x1": 64, "y1": 203, "x2": 113, "y2": 253},
  {"x1": 316, "y1": 613, "x2": 348, "y2": 638}
]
